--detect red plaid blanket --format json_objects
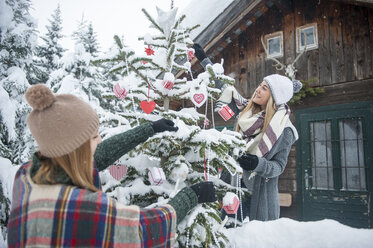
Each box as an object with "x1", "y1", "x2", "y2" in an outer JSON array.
[{"x1": 8, "y1": 163, "x2": 176, "y2": 247}]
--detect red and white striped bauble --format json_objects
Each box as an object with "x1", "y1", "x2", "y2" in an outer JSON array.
[
  {"x1": 113, "y1": 82, "x2": 128, "y2": 99},
  {"x1": 108, "y1": 164, "x2": 127, "y2": 181}
]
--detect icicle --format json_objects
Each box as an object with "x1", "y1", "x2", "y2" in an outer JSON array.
[
  {"x1": 211, "y1": 97, "x2": 216, "y2": 129},
  {"x1": 217, "y1": 215, "x2": 228, "y2": 233},
  {"x1": 212, "y1": 229, "x2": 220, "y2": 248},
  {"x1": 186, "y1": 229, "x2": 190, "y2": 248},
  {"x1": 238, "y1": 173, "x2": 244, "y2": 223},
  {"x1": 203, "y1": 99, "x2": 208, "y2": 129},
  {"x1": 234, "y1": 175, "x2": 239, "y2": 228},
  {"x1": 206, "y1": 145, "x2": 210, "y2": 181},
  {"x1": 125, "y1": 56, "x2": 139, "y2": 126}
]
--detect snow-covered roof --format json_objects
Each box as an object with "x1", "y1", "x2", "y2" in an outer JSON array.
[{"x1": 181, "y1": 0, "x2": 234, "y2": 41}]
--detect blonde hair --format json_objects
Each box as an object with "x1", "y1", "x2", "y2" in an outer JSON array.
[
  {"x1": 236, "y1": 91, "x2": 277, "y2": 134},
  {"x1": 33, "y1": 139, "x2": 99, "y2": 192}
]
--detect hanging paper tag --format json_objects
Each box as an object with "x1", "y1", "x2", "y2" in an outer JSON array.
[
  {"x1": 140, "y1": 100, "x2": 156, "y2": 114},
  {"x1": 113, "y1": 82, "x2": 128, "y2": 99},
  {"x1": 223, "y1": 192, "x2": 240, "y2": 214},
  {"x1": 190, "y1": 93, "x2": 207, "y2": 108},
  {"x1": 218, "y1": 104, "x2": 234, "y2": 121},
  {"x1": 148, "y1": 167, "x2": 166, "y2": 185},
  {"x1": 190, "y1": 81, "x2": 208, "y2": 108},
  {"x1": 108, "y1": 164, "x2": 127, "y2": 181}
]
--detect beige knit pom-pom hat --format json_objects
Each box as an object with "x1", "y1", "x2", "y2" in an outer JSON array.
[{"x1": 25, "y1": 84, "x2": 99, "y2": 158}]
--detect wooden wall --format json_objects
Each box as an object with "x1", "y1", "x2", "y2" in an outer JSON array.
[
  {"x1": 201, "y1": 0, "x2": 373, "y2": 219},
  {"x1": 216, "y1": 1, "x2": 373, "y2": 89}
]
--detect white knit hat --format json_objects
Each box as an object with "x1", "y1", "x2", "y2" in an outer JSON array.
[{"x1": 263, "y1": 74, "x2": 302, "y2": 105}]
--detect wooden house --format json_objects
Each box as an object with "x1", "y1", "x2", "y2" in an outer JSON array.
[{"x1": 188, "y1": 0, "x2": 373, "y2": 228}]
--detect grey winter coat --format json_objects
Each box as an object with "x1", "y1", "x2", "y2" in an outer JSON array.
[
  {"x1": 244, "y1": 126, "x2": 296, "y2": 220},
  {"x1": 201, "y1": 57, "x2": 298, "y2": 221}
]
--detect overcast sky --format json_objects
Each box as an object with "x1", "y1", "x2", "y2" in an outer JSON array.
[{"x1": 30, "y1": 0, "x2": 192, "y2": 54}]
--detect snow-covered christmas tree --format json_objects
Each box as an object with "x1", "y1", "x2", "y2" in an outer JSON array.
[
  {"x1": 96, "y1": 4, "x2": 247, "y2": 247},
  {"x1": 32, "y1": 4, "x2": 65, "y2": 84},
  {"x1": 0, "y1": 0, "x2": 37, "y2": 164},
  {"x1": 0, "y1": 0, "x2": 38, "y2": 241},
  {"x1": 46, "y1": 37, "x2": 123, "y2": 135}
]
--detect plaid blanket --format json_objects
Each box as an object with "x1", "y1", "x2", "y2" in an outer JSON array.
[{"x1": 8, "y1": 162, "x2": 176, "y2": 248}]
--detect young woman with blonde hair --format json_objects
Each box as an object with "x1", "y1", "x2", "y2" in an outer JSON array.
[
  {"x1": 7, "y1": 84, "x2": 217, "y2": 247},
  {"x1": 193, "y1": 43, "x2": 302, "y2": 221}
]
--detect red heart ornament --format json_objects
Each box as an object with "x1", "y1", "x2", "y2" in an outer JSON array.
[
  {"x1": 140, "y1": 100, "x2": 156, "y2": 114},
  {"x1": 193, "y1": 93, "x2": 205, "y2": 104},
  {"x1": 108, "y1": 164, "x2": 127, "y2": 181},
  {"x1": 223, "y1": 193, "x2": 240, "y2": 214}
]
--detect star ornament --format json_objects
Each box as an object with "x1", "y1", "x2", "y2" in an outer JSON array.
[{"x1": 145, "y1": 45, "x2": 154, "y2": 56}]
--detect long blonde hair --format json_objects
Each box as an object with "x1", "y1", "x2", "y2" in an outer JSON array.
[
  {"x1": 33, "y1": 139, "x2": 99, "y2": 192},
  {"x1": 236, "y1": 91, "x2": 277, "y2": 134}
]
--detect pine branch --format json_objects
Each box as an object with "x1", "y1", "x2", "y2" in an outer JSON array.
[
  {"x1": 142, "y1": 8, "x2": 164, "y2": 34},
  {"x1": 167, "y1": 44, "x2": 175, "y2": 70},
  {"x1": 114, "y1": 35, "x2": 124, "y2": 49}
]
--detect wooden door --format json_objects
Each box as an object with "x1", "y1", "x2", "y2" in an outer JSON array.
[{"x1": 296, "y1": 101, "x2": 373, "y2": 228}]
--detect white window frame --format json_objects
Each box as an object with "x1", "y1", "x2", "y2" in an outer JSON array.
[
  {"x1": 265, "y1": 31, "x2": 283, "y2": 59},
  {"x1": 296, "y1": 23, "x2": 318, "y2": 52}
]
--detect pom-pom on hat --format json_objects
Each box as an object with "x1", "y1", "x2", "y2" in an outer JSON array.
[
  {"x1": 25, "y1": 84, "x2": 99, "y2": 158},
  {"x1": 263, "y1": 74, "x2": 302, "y2": 105}
]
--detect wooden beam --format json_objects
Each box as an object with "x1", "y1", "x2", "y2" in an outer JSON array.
[{"x1": 330, "y1": 0, "x2": 373, "y2": 8}]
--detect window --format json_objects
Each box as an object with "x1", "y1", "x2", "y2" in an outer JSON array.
[
  {"x1": 296, "y1": 23, "x2": 318, "y2": 52},
  {"x1": 265, "y1": 32, "x2": 283, "y2": 58},
  {"x1": 310, "y1": 121, "x2": 334, "y2": 190},
  {"x1": 339, "y1": 118, "x2": 366, "y2": 191}
]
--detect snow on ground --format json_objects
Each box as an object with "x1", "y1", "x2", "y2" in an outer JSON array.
[
  {"x1": 225, "y1": 218, "x2": 373, "y2": 248},
  {"x1": 1, "y1": 157, "x2": 373, "y2": 248}
]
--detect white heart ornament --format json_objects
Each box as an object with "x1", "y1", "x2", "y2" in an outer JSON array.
[{"x1": 190, "y1": 85, "x2": 207, "y2": 108}]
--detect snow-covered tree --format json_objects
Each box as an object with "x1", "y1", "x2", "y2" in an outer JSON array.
[
  {"x1": 72, "y1": 16, "x2": 100, "y2": 57},
  {"x1": 0, "y1": 0, "x2": 37, "y2": 164},
  {"x1": 96, "y1": 6, "x2": 247, "y2": 247},
  {"x1": 0, "y1": 0, "x2": 38, "y2": 241},
  {"x1": 33, "y1": 4, "x2": 65, "y2": 84}
]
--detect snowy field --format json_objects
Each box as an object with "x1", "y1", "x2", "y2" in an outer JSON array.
[{"x1": 225, "y1": 218, "x2": 373, "y2": 248}]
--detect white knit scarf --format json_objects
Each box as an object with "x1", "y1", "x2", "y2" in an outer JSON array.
[
  {"x1": 217, "y1": 86, "x2": 290, "y2": 157},
  {"x1": 237, "y1": 105, "x2": 290, "y2": 157}
]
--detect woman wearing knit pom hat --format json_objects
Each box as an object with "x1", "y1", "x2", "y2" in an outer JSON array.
[
  {"x1": 7, "y1": 84, "x2": 217, "y2": 247},
  {"x1": 193, "y1": 44, "x2": 301, "y2": 221}
]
